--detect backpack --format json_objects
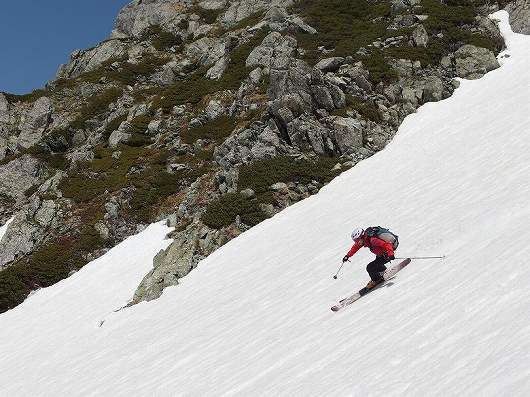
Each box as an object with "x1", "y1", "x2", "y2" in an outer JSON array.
[{"x1": 365, "y1": 226, "x2": 399, "y2": 250}]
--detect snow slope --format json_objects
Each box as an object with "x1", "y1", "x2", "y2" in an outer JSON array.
[{"x1": 1, "y1": 11, "x2": 529, "y2": 397}]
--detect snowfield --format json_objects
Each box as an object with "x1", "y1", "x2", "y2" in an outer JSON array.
[{"x1": 1, "y1": 11, "x2": 529, "y2": 397}]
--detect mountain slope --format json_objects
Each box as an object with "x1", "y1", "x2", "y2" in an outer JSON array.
[{"x1": 0, "y1": 11, "x2": 529, "y2": 396}]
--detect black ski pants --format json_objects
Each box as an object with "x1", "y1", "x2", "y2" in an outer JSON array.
[{"x1": 366, "y1": 256, "x2": 389, "y2": 282}]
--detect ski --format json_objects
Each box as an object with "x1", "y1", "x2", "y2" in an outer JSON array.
[{"x1": 331, "y1": 258, "x2": 411, "y2": 312}]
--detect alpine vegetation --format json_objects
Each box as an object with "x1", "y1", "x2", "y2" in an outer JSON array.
[
  {"x1": 0, "y1": 10, "x2": 529, "y2": 396},
  {"x1": 0, "y1": 0, "x2": 521, "y2": 314}
]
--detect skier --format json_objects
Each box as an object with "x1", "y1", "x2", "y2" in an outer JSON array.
[{"x1": 342, "y1": 227, "x2": 397, "y2": 289}]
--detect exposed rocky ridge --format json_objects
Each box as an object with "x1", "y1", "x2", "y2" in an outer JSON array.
[
  {"x1": 0, "y1": 0, "x2": 517, "y2": 312},
  {"x1": 505, "y1": 0, "x2": 530, "y2": 34}
]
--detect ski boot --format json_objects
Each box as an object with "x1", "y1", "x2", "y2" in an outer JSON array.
[{"x1": 365, "y1": 275, "x2": 385, "y2": 289}]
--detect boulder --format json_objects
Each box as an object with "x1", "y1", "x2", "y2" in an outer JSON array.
[
  {"x1": 422, "y1": 76, "x2": 444, "y2": 103},
  {"x1": 455, "y1": 45, "x2": 499, "y2": 80},
  {"x1": 315, "y1": 57, "x2": 344, "y2": 72},
  {"x1": 412, "y1": 24, "x2": 429, "y2": 47},
  {"x1": 328, "y1": 116, "x2": 363, "y2": 153}
]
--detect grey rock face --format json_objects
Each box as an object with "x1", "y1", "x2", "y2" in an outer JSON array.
[
  {"x1": 315, "y1": 57, "x2": 345, "y2": 72},
  {"x1": 214, "y1": 122, "x2": 283, "y2": 169},
  {"x1": 17, "y1": 97, "x2": 53, "y2": 149},
  {"x1": 0, "y1": 155, "x2": 46, "y2": 204},
  {"x1": 0, "y1": 94, "x2": 9, "y2": 123},
  {"x1": 113, "y1": 0, "x2": 188, "y2": 38},
  {"x1": 56, "y1": 40, "x2": 128, "y2": 79},
  {"x1": 0, "y1": 212, "x2": 40, "y2": 268},
  {"x1": 206, "y1": 56, "x2": 230, "y2": 79},
  {"x1": 328, "y1": 116, "x2": 363, "y2": 153},
  {"x1": 412, "y1": 24, "x2": 429, "y2": 47},
  {"x1": 422, "y1": 76, "x2": 444, "y2": 102},
  {"x1": 506, "y1": 0, "x2": 530, "y2": 34},
  {"x1": 109, "y1": 130, "x2": 132, "y2": 148},
  {"x1": 286, "y1": 117, "x2": 331, "y2": 154},
  {"x1": 246, "y1": 32, "x2": 297, "y2": 69},
  {"x1": 455, "y1": 45, "x2": 500, "y2": 79},
  {"x1": 185, "y1": 37, "x2": 227, "y2": 66},
  {"x1": 0, "y1": 190, "x2": 61, "y2": 268},
  {"x1": 221, "y1": 0, "x2": 294, "y2": 26}
]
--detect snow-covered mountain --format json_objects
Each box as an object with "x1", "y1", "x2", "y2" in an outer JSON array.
[{"x1": 0, "y1": 11, "x2": 529, "y2": 396}]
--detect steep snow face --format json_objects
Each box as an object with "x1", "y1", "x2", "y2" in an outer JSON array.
[{"x1": 1, "y1": 11, "x2": 529, "y2": 397}]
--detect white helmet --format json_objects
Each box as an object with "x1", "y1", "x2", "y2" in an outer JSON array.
[{"x1": 351, "y1": 227, "x2": 364, "y2": 241}]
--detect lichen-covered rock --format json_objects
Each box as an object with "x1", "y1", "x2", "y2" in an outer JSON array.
[
  {"x1": 214, "y1": 121, "x2": 283, "y2": 169},
  {"x1": 315, "y1": 57, "x2": 344, "y2": 72},
  {"x1": 0, "y1": 155, "x2": 47, "y2": 204},
  {"x1": 185, "y1": 36, "x2": 227, "y2": 66},
  {"x1": 17, "y1": 97, "x2": 53, "y2": 149},
  {"x1": 412, "y1": 24, "x2": 429, "y2": 47},
  {"x1": 0, "y1": 193, "x2": 61, "y2": 268},
  {"x1": 246, "y1": 32, "x2": 297, "y2": 69},
  {"x1": 506, "y1": 0, "x2": 530, "y2": 34},
  {"x1": 0, "y1": 93, "x2": 10, "y2": 123},
  {"x1": 113, "y1": 0, "x2": 189, "y2": 38},
  {"x1": 422, "y1": 76, "x2": 444, "y2": 103},
  {"x1": 328, "y1": 116, "x2": 363, "y2": 153},
  {"x1": 56, "y1": 40, "x2": 128, "y2": 79},
  {"x1": 455, "y1": 45, "x2": 500, "y2": 80},
  {"x1": 221, "y1": 0, "x2": 294, "y2": 26}
]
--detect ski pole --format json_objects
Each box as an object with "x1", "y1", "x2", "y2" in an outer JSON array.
[
  {"x1": 395, "y1": 255, "x2": 446, "y2": 260},
  {"x1": 333, "y1": 259, "x2": 349, "y2": 279}
]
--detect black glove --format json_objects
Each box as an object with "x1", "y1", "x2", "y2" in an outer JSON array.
[
  {"x1": 383, "y1": 253, "x2": 395, "y2": 261},
  {"x1": 342, "y1": 255, "x2": 349, "y2": 262}
]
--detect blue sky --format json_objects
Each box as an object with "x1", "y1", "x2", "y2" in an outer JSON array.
[{"x1": 0, "y1": 0, "x2": 130, "y2": 94}]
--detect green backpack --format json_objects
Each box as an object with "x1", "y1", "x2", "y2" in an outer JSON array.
[{"x1": 365, "y1": 226, "x2": 399, "y2": 250}]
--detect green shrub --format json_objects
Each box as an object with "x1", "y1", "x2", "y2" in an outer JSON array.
[
  {"x1": 128, "y1": 114, "x2": 152, "y2": 134},
  {"x1": 238, "y1": 155, "x2": 341, "y2": 195},
  {"x1": 78, "y1": 54, "x2": 168, "y2": 86},
  {"x1": 361, "y1": 50, "x2": 398, "y2": 85},
  {"x1": 2, "y1": 88, "x2": 49, "y2": 103},
  {"x1": 142, "y1": 25, "x2": 183, "y2": 51},
  {"x1": 25, "y1": 144, "x2": 68, "y2": 170},
  {"x1": 191, "y1": 6, "x2": 222, "y2": 24},
  {"x1": 292, "y1": 0, "x2": 389, "y2": 64},
  {"x1": 0, "y1": 227, "x2": 105, "y2": 313},
  {"x1": 181, "y1": 115, "x2": 236, "y2": 144},
  {"x1": 201, "y1": 192, "x2": 266, "y2": 229},
  {"x1": 383, "y1": 0, "x2": 504, "y2": 66},
  {"x1": 333, "y1": 95, "x2": 381, "y2": 122},
  {"x1": 72, "y1": 87, "x2": 123, "y2": 129},
  {"x1": 104, "y1": 114, "x2": 127, "y2": 138},
  {"x1": 229, "y1": 11, "x2": 265, "y2": 31}
]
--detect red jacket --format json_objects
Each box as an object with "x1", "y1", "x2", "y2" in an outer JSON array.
[{"x1": 346, "y1": 235, "x2": 394, "y2": 258}]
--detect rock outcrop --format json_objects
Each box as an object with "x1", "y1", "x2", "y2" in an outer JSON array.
[
  {"x1": 455, "y1": 45, "x2": 500, "y2": 80},
  {"x1": 0, "y1": 0, "x2": 507, "y2": 312},
  {"x1": 506, "y1": 0, "x2": 530, "y2": 34}
]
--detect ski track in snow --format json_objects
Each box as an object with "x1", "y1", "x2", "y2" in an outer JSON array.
[{"x1": 1, "y1": 11, "x2": 529, "y2": 397}]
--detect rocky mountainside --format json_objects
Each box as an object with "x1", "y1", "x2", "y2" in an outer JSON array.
[{"x1": 0, "y1": 0, "x2": 524, "y2": 312}]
